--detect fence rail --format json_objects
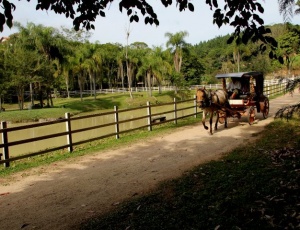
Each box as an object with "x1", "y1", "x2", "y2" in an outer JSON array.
[
  {"x1": 0, "y1": 80, "x2": 293, "y2": 168},
  {"x1": 0, "y1": 97, "x2": 198, "y2": 167}
]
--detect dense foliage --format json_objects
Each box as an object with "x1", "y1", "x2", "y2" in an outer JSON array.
[{"x1": 0, "y1": 22, "x2": 300, "y2": 110}]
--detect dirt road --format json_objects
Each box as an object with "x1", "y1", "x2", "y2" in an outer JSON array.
[{"x1": 0, "y1": 92, "x2": 299, "y2": 230}]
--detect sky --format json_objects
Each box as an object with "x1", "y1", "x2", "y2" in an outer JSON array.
[{"x1": 2, "y1": 0, "x2": 300, "y2": 47}]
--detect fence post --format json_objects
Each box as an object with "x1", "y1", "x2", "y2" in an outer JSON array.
[
  {"x1": 194, "y1": 95, "x2": 197, "y2": 118},
  {"x1": 114, "y1": 106, "x2": 120, "y2": 139},
  {"x1": 1, "y1": 121, "x2": 9, "y2": 168},
  {"x1": 65, "y1": 112, "x2": 73, "y2": 152},
  {"x1": 174, "y1": 98, "x2": 177, "y2": 125},
  {"x1": 147, "y1": 101, "x2": 152, "y2": 131}
]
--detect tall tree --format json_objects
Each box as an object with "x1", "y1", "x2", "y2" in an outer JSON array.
[
  {"x1": 278, "y1": 31, "x2": 300, "y2": 75},
  {"x1": 0, "y1": 42, "x2": 9, "y2": 110},
  {"x1": 3, "y1": 33, "x2": 43, "y2": 110},
  {"x1": 165, "y1": 31, "x2": 189, "y2": 93},
  {"x1": 99, "y1": 43, "x2": 121, "y2": 89},
  {"x1": 29, "y1": 24, "x2": 64, "y2": 107},
  {"x1": 181, "y1": 46, "x2": 205, "y2": 85},
  {"x1": 82, "y1": 43, "x2": 102, "y2": 99},
  {"x1": 125, "y1": 26, "x2": 134, "y2": 99},
  {"x1": 137, "y1": 46, "x2": 171, "y2": 96}
]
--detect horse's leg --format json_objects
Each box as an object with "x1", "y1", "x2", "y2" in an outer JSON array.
[
  {"x1": 224, "y1": 114, "x2": 228, "y2": 128},
  {"x1": 215, "y1": 111, "x2": 219, "y2": 130},
  {"x1": 202, "y1": 110, "x2": 208, "y2": 130},
  {"x1": 209, "y1": 112, "x2": 213, "y2": 135}
]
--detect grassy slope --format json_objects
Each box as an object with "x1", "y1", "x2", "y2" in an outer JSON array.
[
  {"x1": 0, "y1": 91, "x2": 186, "y2": 123},
  {"x1": 80, "y1": 118, "x2": 300, "y2": 230}
]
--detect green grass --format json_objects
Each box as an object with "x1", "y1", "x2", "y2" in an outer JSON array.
[
  {"x1": 79, "y1": 118, "x2": 300, "y2": 230},
  {"x1": 0, "y1": 91, "x2": 192, "y2": 123},
  {"x1": 0, "y1": 89, "x2": 197, "y2": 176}
]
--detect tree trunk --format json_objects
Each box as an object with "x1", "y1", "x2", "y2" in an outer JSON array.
[
  {"x1": 17, "y1": 86, "x2": 24, "y2": 110},
  {"x1": 158, "y1": 79, "x2": 162, "y2": 94},
  {"x1": 64, "y1": 75, "x2": 70, "y2": 99},
  {"x1": 121, "y1": 66, "x2": 125, "y2": 90},
  {"x1": 147, "y1": 71, "x2": 152, "y2": 97},
  {"x1": 126, "y1": 60, "x2": 133, "y2": 99},
  {"x1": 46, "y1": 88, "x2": 53, "y2": 107},
  {"x1": 0, "y1": 96, "x2": 2, "y2": 113},
  {"x1": 38, "y1": 82, "x2": 43, "y2": 108},
  {"x1": 89, "y1": 73, "x2": 93, "y2": 97},
  {"x1": 78, "y1": 74, "x2": 83, "y2": 101},
  {"x1": 30, "y1": 82, "x2": 34, "y2": 107},
  {"x1": 93, "y1": 73, "x2": 96, "y2": 100}
]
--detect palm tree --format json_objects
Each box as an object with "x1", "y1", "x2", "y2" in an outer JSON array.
[
  {"x1": 136, "y1": 46, "x2": 172, "y2": 96},
  {"x1": 165, "y1": 31, "x2": 189, "y2": 93},
  {"x1": 278, "y1": 0, "x2": 299, "y2": 20},
  {"x1": 82, "y1": 43, "x2": 102, "y2": 99},
  {"x1": 70, "y1": 43, "x2": 89, "y2": 101},
  {"x1": 136, "y1": 47, "x2": 154, "y2": 96},
  {"x1": 99, "y1": 43, "x2": 120, "y2": 89},
  {"x1": 296, "y1": 0, "x2": 300, "y2": 14},
  {"x1": 125, "y1": 26, "x2": 133, "y2": 99},
  {"x1": 25, "y1": 23, "x2": 64, "y2": 107},
  {"x1": 150, "y1": 46, "x2": 172, "y2": 94},
  {"x1": 3, "y1": 33, "x2": 42, "y2": 110}
]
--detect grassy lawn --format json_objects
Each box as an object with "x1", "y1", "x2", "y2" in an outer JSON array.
[
  {"x1": 0, "y1": 91, "x2": 191, "y2": 123},
  {"x1": 80, "y1": 118, "x2": 300, "y2": 230}
]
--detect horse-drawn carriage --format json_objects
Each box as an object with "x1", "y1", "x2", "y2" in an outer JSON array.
[
  {"x1": 196, "y1": 71, "x2": 270, "y2": 134},
  {"x1": 216, "y1": 71, "x2": 269, "y2": 125}
]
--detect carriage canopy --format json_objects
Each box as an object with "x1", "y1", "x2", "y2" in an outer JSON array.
[
  {"x1": 215, "y1": 71, "x2": 263, "y2": 79},
  {"x1": 215, "y1": 71, "x2": 264, "y2": 96}
]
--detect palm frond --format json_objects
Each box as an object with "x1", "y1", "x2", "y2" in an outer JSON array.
[{"x1": 278, "y1": 0, "x2": 296, "y2": 21}]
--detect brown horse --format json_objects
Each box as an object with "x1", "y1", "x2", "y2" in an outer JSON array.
[{"x1": 196, "y1": 88, "x2": 231, "y2": 135}]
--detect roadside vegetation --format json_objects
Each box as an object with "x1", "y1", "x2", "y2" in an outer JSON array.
[
  {"x1": 1, "y1": 21, "x2": 300, "y2": 114},
  {"x1": 80, "y1": 117, "x2": 300, "y2": 230}
]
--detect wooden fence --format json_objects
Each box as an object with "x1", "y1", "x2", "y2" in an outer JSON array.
[
  {"x1": 0, "y1": 80, "x2": 292, "y2": 168},
  {"x1": 0, "y1": 97, "x2": 198, "y2": 168}
]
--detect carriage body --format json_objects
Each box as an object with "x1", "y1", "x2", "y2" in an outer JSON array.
[{"x1": 215, "y1": 71, "x2": 269, "y2": 124}]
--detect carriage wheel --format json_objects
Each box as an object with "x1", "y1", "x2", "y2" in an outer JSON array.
[
  {"x1": 248, "y1": 106, "x2": 255, "y2": 125},
  {"x1": 262, "y1": 97, "x2": 269, "y2": 119}
]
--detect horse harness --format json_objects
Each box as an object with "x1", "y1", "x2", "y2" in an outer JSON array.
[
  {"x1": 197, "y1": 89, "x2": 212, "y2": 108},
  {"x1": 197, "y1": 89, "x2": 222, "y2": 109}
]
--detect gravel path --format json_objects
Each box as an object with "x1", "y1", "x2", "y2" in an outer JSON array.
[{"x1": 0, "y1": 91, "x2": 299, "y2": 230}]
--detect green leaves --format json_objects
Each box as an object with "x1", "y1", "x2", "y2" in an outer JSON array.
[
  {"x1": 188, "y1": 3, "x2": 194, "y2": 12},
  {"x1": 130, "y1": 14, "x2": 139, "y2": 23},
  {"x1": 0, "y1": 0, "x2": 15, "y2": 31}
]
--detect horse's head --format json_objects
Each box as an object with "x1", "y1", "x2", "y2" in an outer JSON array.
[{"x1": 196, "y1": 88, "x2": 211, "y2": 108}]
